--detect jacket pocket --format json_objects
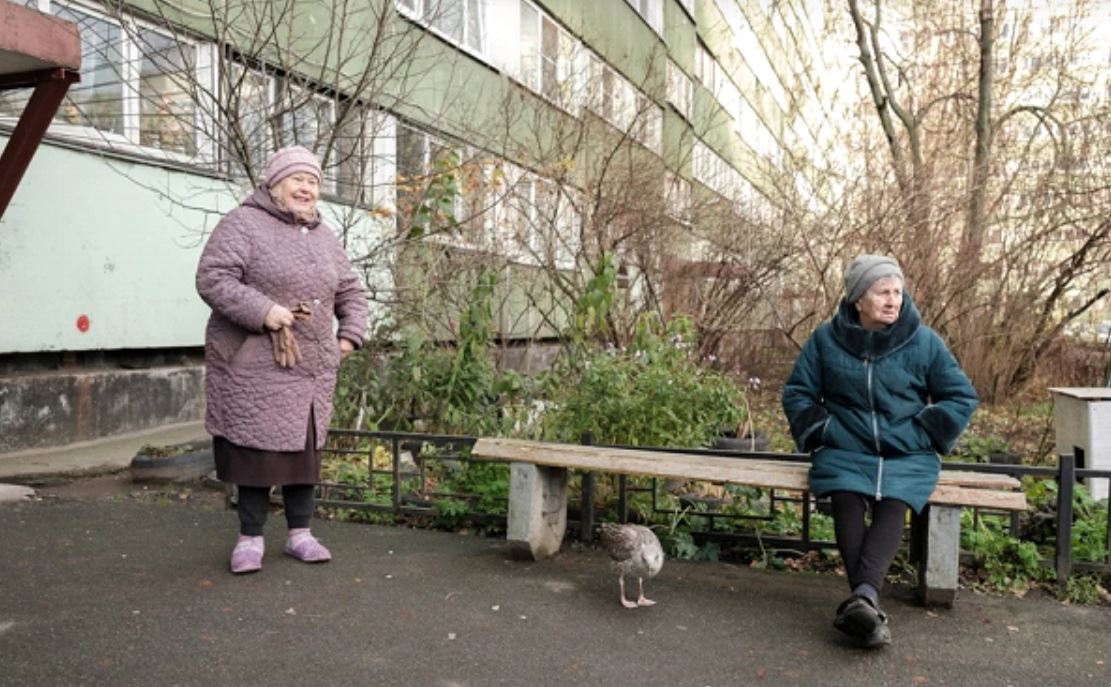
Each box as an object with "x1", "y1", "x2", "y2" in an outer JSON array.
[{"x1": 230, "y1": 333, "x2": 269, "y2": 369}]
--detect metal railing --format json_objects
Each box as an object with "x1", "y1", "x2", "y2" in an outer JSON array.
[{"x1": 317, "y1": 428, "x2": 1111, "y2": 580}]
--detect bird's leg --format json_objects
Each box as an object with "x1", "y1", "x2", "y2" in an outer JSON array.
[
  {"x1": 636, "y1": 577, "x2": 656, "y2": 607},
  {"x1": 618, "y1": 574, "x2": 637, "y2": 609}
]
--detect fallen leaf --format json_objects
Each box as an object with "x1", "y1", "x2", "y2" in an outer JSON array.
[
  {"x1": 912, "y1": 677, "x2": 928, "y2": 685},
  {"x1": 755, "y1": 667, "x2": 767, "y2": 679},
  {"x1": 197, "y1": 579, "x2": 213, "y2": 589}
]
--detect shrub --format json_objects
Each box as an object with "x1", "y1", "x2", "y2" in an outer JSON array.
[{"x1": 541, "y1": 313, "x2": 745, "y2": 448}]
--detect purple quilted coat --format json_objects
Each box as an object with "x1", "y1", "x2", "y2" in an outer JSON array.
[{"x1": 195, "y1": 187, "x2": 367, "y2": 451}]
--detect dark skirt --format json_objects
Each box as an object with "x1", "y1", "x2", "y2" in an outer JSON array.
[{"x1": 214, "y1": 408, "x2": 322, "y2": 487}]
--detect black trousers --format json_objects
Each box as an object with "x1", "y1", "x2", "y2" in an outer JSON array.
[
  {"x1": 830, "y1": 491, "x2": 909, "y2": 593},
  {"x1": 237, "y1": 484, "x2": 315, "y2": 536}
]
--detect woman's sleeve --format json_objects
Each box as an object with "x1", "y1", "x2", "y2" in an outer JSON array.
[
  {"x1": 331, "y1": 238, "x2": 368, "y2": 348},
  {"x1": 914, "y1": 331, "x2": 979, "y2": 454},
  {"x1": 195, "y1": 213, "x2": 274, "y2": 331},
  {"x1": 782, "y1": 334, "x2": 829, "y2": 452}
]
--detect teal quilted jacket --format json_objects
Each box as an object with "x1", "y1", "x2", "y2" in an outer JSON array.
[{"x1": 781, "y1": 294, "x2": 978, "y2": 512}]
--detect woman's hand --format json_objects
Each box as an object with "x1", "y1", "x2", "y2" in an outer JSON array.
[
  {"x1": 338, "y1": 338, "x2": 356, "y2": 358},
  {"x1": 264, "y1": 304, "x2": 294, "y2": 331}
]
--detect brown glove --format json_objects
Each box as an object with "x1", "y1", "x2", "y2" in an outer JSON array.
[{"x1": 270, "y1": 302, "x2": 312, "y2": 368}]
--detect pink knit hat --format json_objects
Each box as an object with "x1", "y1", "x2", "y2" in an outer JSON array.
[{"x1": 263, "y1": 145, "x2": 323, "y2": 187}]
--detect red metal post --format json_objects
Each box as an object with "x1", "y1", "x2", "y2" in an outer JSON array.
[{"x1": 0, "y1": 67, "x2": 80, "y2": 219}]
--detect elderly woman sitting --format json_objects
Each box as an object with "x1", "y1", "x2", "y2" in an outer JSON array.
[{"x1": 782, "y1": 255, "x2": 978, "y2": 648}]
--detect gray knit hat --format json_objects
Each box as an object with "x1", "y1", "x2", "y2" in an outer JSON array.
[{"x1": 843, "y1": 254, "x2": 904, "y2": 303}]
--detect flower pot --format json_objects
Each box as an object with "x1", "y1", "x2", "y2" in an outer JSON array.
[
  {"x1": 713, "y1": 429, "x2": 770, "y2": 452},
  {"x1": 129, "y1": 441, "x2": 215, "y2": 483}
]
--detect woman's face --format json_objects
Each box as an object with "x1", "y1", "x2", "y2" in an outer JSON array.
[
  {"x1": 856, "y1": 276, "x2": 904, "y2": 330},
  {"x1": 271, "y1": 172, "x2": 320, "y2": 216}
]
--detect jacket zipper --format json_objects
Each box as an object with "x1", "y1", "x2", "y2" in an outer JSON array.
[{"x1": 865, "y1": 356, "x2": 883, "y2": 500}]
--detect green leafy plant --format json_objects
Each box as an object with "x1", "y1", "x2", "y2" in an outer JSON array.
[
  {"x1": 542, "y1": 312, "x2": 745, "y2": 448},
  {"x1": 432, "y1": 498, "x2": 470, "y2": 529},
  {"x1": 335, "y1": 271, "x2": 535, "y2": 437},
  {"x1": 954, "y1": 434, "x2": 1013, "y2": 463},
  {"x1": 961, "y1": 510, "x2": 1049, "y2": 592}
]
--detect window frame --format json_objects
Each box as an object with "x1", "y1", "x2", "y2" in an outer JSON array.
[
  {"x1": 396, "y1": 0, "x2": 486, "y2": 59},
  {"x1": 0, "y1": 1, "x2": 216, "y2": 165},
  {"x1": 624, "y1": 0, "x2": 663, "y2": 36},
  {"x1": 517, "y1": 0, "x2": 578, "y2": 110}
]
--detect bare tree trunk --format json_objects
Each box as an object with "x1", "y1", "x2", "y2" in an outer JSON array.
[{"x1": 961, "y1": 0, "x2": 994, "y2": 274}]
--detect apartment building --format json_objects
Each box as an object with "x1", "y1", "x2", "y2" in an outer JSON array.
[{"x1": 0, "y1": 0, "x2": 841, "y2": 451}]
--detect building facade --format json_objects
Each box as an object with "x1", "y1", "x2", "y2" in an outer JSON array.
[{"x1": 0, "y1": 0, "x2": 844, "y2": 451}]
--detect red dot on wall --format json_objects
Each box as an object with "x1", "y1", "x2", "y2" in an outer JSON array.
[{"x1": 76, "y1": 315, "x2": 90, "y2": 333}]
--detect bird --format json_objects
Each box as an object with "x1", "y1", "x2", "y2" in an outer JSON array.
[{"x1": 598, "y1": 523, "x2": 665, "y2": 609}]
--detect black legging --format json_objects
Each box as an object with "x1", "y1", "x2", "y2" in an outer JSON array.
[
  {"x1": 237, "y1": 484, "x2": 316, "y2": 536},
  {"x1": 830, "y1": 491, "x2": 909, "y2": 592}
]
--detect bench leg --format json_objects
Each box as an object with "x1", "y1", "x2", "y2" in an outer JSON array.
[
  {"x1": 914, "y1": 504, "x2": 961, "y2": 607},
  {"x1": 507, "y1": 462, "x2": 568, "y2": 560}
]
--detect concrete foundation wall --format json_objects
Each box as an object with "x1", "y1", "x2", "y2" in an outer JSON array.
[{"x1": 0, "y1": 365, "x2": 205, "y2": 453}]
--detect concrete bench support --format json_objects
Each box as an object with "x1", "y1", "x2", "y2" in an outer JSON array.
[
  {"x1": 507, "y1": 462, "x2": 568, "y2": 560},
  {"x1": 912, "y1": 504, "x2": 962, "y2": 607}
]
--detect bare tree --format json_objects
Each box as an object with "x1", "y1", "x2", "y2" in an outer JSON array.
[{"x1": 842, "y1": 0, "x2": 1111, "y2": 399}]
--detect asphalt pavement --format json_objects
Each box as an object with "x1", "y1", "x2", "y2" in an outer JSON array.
[{"x1": 1, "y1": 428, "x2": 1109, "y2": 686}]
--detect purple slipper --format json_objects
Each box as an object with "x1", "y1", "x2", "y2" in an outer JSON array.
[
  {"x1": 230, "y1": 535, "x2": 264, "y2": 574},
  {"x1": 284, "y1": 528, "x2": 331, "y2": 563}
]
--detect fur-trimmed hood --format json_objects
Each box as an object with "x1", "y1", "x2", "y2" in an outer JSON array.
[{"x1": 829, "y1": 293, "x2": 921, "y2": 360}]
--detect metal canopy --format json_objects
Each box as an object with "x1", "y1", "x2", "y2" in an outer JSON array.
[{"x1": 0, "y1": 1, "x2": 81, "y2": 219}]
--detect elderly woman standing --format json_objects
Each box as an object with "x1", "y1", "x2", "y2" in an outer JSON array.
[
  {"x1": 782, "y1": 255, "x2": 977, "y2": 648},
  {"x1": 196, "y1": 146, "x2": 367, "y2": 574}
]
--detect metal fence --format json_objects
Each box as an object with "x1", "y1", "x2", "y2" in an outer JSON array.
[{"x1": 318, "y1": 429, "x2": 1111, "y2": 580}]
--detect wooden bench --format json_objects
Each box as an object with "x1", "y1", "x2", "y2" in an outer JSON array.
[{"x1": 471, "y1": 437, "x2": 1028, "y2": 607}]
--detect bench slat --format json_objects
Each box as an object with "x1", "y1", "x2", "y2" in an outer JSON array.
[
  {"x1": 929, "y1": 485, "x2": 1027, "y2": 510},
  {"x1": 472, "y1": 438, "x2": 1026, "y2": 511}
]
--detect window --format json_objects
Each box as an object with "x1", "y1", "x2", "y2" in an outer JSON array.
[
  {"x1": 519, "y1": 1, "x2": 576, "y2": 107},
  {"x1": 624, "y1": 0, "x2": 662, "y2": 35},
  {"x1": 394, "y1": 123, "x2": 466, "y2": 238},
  {"x1": 136, "y1": 29, "x2": 197, "y2": 155},
  {"x1": 665, "y1": 172, "x2": 692, "y2": 225},
  {"x1": 226, "y1": 64, "x2": 275, "y2": 177},
  {"x1": 509, "y1": 175, "x2": 579, "y2": 269},
  {"x1": 666, "y1": 60, "x2": 693, "y2": 121},
  {"x1": 277, "y1": 80, "x2": 334, "y2": 146},
  {"x1": 588, "y1": 53, "x2": 635, "y2": 131},
  {"x1": 634, "y1": 95, "x2": 662, "y2": 153},
  {"x1": 335, "y1": 109, "x2": 396, "y2": 209},
  {"x1": 694, "y1": 42, "x2": 711, "y2": 86},
  {"x1": 0, "y1": 2, "x2": 211, "y2": 162},
  {"x1": 693, "y1": 138, "x2": 745, "y2": 201},
  {"x1": 54, "y1": 3, "x2": 124, "y2": 136},
  {"x1": 398, "y1": 0, "x2": 485, "y2": 55}
]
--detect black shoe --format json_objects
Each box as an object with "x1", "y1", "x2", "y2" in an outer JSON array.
[
  {"x1": 833, "y1": 595, "x2": 882, "y2": 639},
  {"x1": 861, "y1": 618, "x2": 892, "y2": 648}
]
